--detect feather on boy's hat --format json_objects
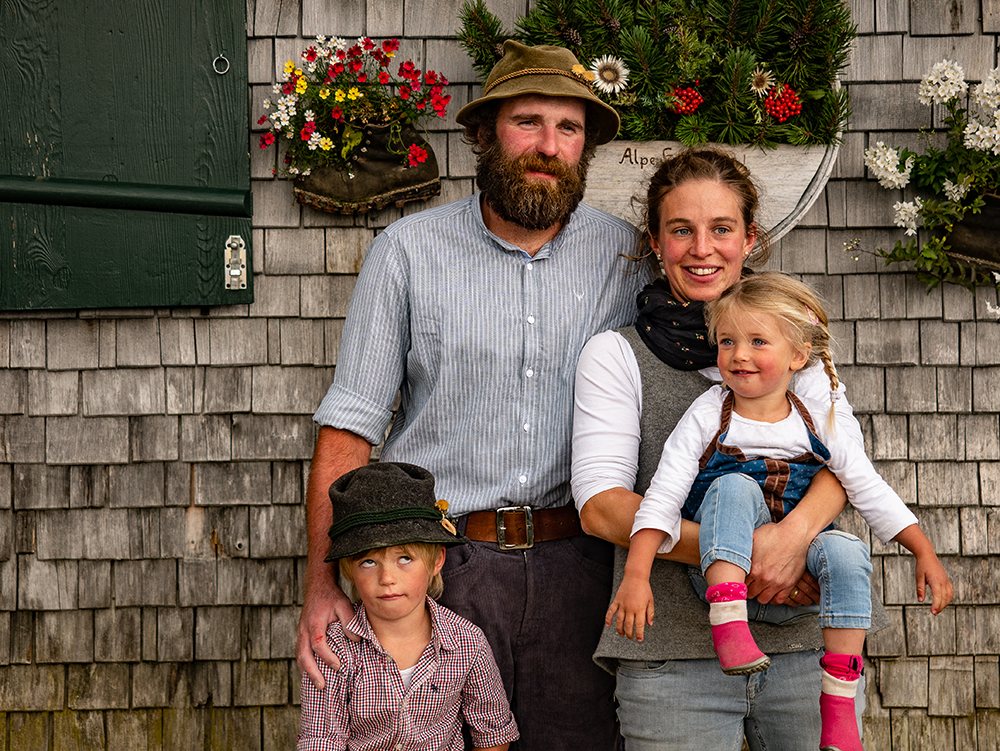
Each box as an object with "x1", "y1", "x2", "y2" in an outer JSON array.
[
  {"x1": 456, "y1": 40, "x2": 620, "y2": 145},
  {"x1": 325, "y1": 462, "x2": 465, "y2": 561}
]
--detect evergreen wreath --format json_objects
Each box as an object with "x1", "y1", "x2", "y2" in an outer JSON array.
[{"x1": 458, "y1": 0, "x2": 855, "y2": 148}]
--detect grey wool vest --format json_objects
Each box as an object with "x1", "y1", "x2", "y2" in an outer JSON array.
[{"x1": 593, "y1": 327, "x2": 886, "y2": 673}]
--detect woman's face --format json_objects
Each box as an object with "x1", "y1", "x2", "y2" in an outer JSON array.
[{"x1": 650, "y1": 179, "x2": 757, "y2": 302}]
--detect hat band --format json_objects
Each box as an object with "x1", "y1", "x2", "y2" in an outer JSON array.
[
  {"x1": 328, "y1": 506, "x2": 444, "y2": 541},
  {"x1": 485, "y1": 67, "x2": 594, "y2": 95}
]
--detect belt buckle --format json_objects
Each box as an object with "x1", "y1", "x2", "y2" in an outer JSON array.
[{"x1": 496, "y1": 506, "x2": 534, "y2": 550}]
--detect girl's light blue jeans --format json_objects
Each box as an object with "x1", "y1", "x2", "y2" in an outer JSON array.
[{"x1": 692, "y1": 472, "x2": 872, "y2": 629}]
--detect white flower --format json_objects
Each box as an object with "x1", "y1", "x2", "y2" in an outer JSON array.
[
  {"x1": 985, "y1": 300, "x2": 1000, "y2": 319},
  {"x1": 864, "y1": 141, "x2": 914, "y2": 189},
  {"x1": 304, "y1": 109, "x2": 315, "y2": 121},
  {"x1": 943, "y1": 175, "x2": 973, "y2": 202},
  {"x1": 893, "y1": 198, "x2": 923, "y2": 236},
  {"x1": 973, "y1": 67, "x2": 1000, "y2": 110},
  {"x1": 307, "y1": 131, "x2": 323, "y2": 151},
  {"x1": 749, "y1": 67, "x2": 775, "y2": 98},
  {"x1": 918, "y1": 59, "x2": 968, "y2": 105},
  {"x1": 994, "y1": 271, "x2": 1000, "y2": 284},
  {"x1": 262, "y1": 99, "x2": 272, "y2": 109},
  {"x1": 964, "y1": 116, "x2": 1000, "y2": 155},
  {"x1": 590, "y1": 56, "x2": 630, "y2": 95}
]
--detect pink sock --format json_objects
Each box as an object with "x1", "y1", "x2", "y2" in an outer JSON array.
[
  {"x1": 818, "y1": 653, "x2": 863, "y2": 751},
  {"x1": 706, "y1": 583, "x2": 770, "y2": 676}
]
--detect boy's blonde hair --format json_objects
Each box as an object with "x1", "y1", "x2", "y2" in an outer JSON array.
[
  {"x1": 338, "y1": 541, "x2": 446, "y2": 603},
  {"x1": 706, "y1": 272, "x2": 840, "y2": 429}
]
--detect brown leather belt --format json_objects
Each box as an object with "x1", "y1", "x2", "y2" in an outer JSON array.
[{"x1": 464, "y1": 504, "x2": 582, "y2": 549}]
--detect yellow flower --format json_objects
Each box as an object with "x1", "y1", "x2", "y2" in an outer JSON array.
[
  {"x1": 319, "y1": 137, "x2": 333, "y2": 151},
  {"x1": 334, "y1": 89, "x2": 346, "y2": 102},
  {"x1": 295, "y1": 77, "x2": 307, "y2": 94},
  {"x1": 283, "y1": 60, "x2": 295, "y2": 73},
  {"x1": 347, "y1": 87, "x2": 362, "y2": 100},
  {"x1": 319, "y1": 88, "x2": 330, "y2": 100},
  {"x1": 294, "y1": 68, "x2": 303, "y2": 77}
]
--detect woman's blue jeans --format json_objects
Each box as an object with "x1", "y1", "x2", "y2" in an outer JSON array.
[{"x1": 693, "y1": 472, "x2": 872, "y2": 629}]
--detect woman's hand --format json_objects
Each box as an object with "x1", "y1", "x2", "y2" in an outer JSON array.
[{"x1": 746, "y1": 520, "x2": 817, "y2": 605}]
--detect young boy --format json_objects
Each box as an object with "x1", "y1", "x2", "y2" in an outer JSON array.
[{"x1": 297, "y1": 462, "x2": 519, "y2": 751}]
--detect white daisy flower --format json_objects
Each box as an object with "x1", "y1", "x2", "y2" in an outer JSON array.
[
  {"x1": 590, "y1": 56, "x2": 630, "y2": 95},
  {"x1": 749, "y1": 67, "x2": 775, "y2": 98}
]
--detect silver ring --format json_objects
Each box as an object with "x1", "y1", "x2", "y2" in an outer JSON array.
[{"x1": 213, "y1": 54, "x2": 230, "y2": 75}]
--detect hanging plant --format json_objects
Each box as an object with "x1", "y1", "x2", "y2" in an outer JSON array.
[
  {"x1": 862, "y1": 60, "x2": 1000, "y2": 291},
  {"x1": 457, "y1": 0, "x2": 855, "y2": 147}
]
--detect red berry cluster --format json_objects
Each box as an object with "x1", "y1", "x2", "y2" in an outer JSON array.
[
  {"x1": 764, "y1": 84, "x2": 802, "y2": 122},
  {"x1": 670, "y1": 87, "x2": 703, "y2": 114}
]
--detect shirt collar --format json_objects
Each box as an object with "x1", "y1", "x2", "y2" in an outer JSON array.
[
  {"x1": 347, "y1": 597, "x2": 457, "y2": 655},
  {"x1": 472, "y1": 192, "x2": 573, "y2": 261}
]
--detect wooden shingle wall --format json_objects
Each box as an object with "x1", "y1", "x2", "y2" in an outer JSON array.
[{"x1": 1, "y1": 0, "x2": 999, "y2": 748}]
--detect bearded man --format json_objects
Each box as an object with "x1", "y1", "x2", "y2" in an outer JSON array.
[{"x1": 297, "y1": 41, "x2": 652, "y2": 751}]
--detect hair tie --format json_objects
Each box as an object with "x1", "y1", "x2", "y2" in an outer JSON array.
[
  {"x1": 830, "y1": 390, "x2": 841, "y2": 402},
  {"x1": 805, "y1": 305, "x2": 820, "y2": 325}
]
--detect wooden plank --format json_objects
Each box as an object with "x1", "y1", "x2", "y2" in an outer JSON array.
[
  {"x1": 582, "y1": 141, "x2": 837, "y2": 244},
  {"x1": 0, "y1": 0, "x2": 253, "y2": 311}
]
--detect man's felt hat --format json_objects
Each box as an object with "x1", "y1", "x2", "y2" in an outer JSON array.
[
  {"x1": 324, "y1": 462, "x2": 465, "y2": 561},
  {"x1": 456, "y1": 40, "x2": 620, "y2": 145}
]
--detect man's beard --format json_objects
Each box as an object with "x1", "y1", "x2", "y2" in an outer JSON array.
[{"x1": 476, "y1": 140, "x2": 592, "y2": 231}]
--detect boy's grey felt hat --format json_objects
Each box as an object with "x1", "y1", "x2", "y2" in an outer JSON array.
[
  {"x1": 456, "y1": 39, "x2": 620, "y2": 145},
  {"x1": 324, "y1": 462, "x2": 465, "y2": 561}
]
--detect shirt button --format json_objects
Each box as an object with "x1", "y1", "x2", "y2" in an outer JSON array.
[
  {"x1": 526, "y1": 262, "x2": 533, "y2": 270},
  {"x1": 518, "y1": 475, "x2": 527, "y2": 484},
  {"x1": 523, "y1": 423, "x2": 529, "y2": 432},
  {"x1": 525, "y1": 369, "x2": 534, "y2": 378},
  {"x1": 527, "y1": 315, "x2": 535, "y2": 324}
]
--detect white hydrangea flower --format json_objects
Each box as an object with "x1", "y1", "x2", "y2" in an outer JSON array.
[
  {"x1": 943, "y1": 175, "x2": 973, "y2": 202},
  {"x1": 864, "y1": 141, "x2": 914, "y2": 189},
  {"x1": 918, "y1": 59, "x2": 968, "y2": 105},
  {"x1": 893, "y1": 198, "x2": 923, "y2": 236},
  {"x1": 973, "y1": 67, "x2": 1000, "y2": 110}
]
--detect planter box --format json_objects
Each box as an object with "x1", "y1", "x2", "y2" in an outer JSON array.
[
  {"x1": 947, "y1": 193, "x2": 1000, "y2": 273},
  {"x1": 582, "y1": 141, "x2": 839, "y2": 243}
]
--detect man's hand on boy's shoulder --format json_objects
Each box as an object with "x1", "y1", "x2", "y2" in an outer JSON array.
[{"x1": 297, "y1": 571, "x2": 359, "y2": 689}]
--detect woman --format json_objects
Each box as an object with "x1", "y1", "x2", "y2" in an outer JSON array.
[{"x1": 571, "y1": 149, "x2": 887, "y2": 750}]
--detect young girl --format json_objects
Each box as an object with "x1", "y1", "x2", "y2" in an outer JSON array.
[{"x1": 606, "y1": 272, "x2": 953, "y2": 751}]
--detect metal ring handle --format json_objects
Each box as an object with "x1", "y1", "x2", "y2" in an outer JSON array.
[{"x1": 213, "y1": 54, "x2": 230, "y2": 75}]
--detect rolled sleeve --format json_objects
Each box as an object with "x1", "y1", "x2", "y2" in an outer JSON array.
[{"x1": 461, "y1": 638, "x2": 519, "y2": 749}]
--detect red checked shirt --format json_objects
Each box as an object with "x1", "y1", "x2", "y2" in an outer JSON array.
[{"x1": 297, "y1": 597, "x2": 518, "y2": 751}]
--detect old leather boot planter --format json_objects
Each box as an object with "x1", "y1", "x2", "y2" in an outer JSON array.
[{"x1": 294, "y1": 122, "x2": 441, "y2": 214}]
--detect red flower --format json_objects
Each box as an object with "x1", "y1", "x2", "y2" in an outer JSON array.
[
  {"x1": 336, "y1": 49, "x2": 346, "y2": 60},
  {"x1": 282, "y1": 81, "x2": 294, "y2": 94},
  {"x1": 382, "y1": 39, "x2": 400, "y2": 53},
  {"x1": 348, "y1": 44, "x2": 362, "y2": 57},
  {"x1": 350, "y1": 59, "x2": 363, "y2": 74},
  {"x1": 362, "y1": 37, "x2": 376, "y2": 51},
  {"x1": 407, "y1": 143, "x2": 428, "y2": 166},
  {"x1": 358, "y1": 73, "x2": 367, "y2": 83},
  {"x1": 257, "y1": 115, "x2": 268, "y2": 125},
  {"x1": 378, "y1": 72, "x2": 391, "y2": 84},
  {"x1": 304, "y1": 46, "x2": 318, "y2": 62},
  {"x1": 259, "y1": 132, "x2": 275, "y2": 149},
  {"x1": 333, "y1": 62, "x2": 345, "y2": 75},
  {"x1": 424, "y1": 71, "x2": 437, "y2": 85},
  {"x1": 764, "y1": 83, "x2": 802, "y2": 122},
  {"x1": 669, "y1": 86, "x2": 703, "y2": 114},
  {"x1": 399, "y1": 86, "x2": 410, "y2": 100},
  {"x1": 331, "y1": 107, "x2": 343, "y2": 120}
]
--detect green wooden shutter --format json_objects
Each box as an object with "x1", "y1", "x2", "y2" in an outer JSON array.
[{"x1": 0, "y1": 0, "x2": 253, "y2": 310}]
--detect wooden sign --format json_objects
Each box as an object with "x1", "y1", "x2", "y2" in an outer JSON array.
[{"x1": 583, "y1": 141, "x2": 839, "y2": 243}]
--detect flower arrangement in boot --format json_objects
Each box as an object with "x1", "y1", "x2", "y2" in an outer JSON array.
[{"x1": 259, "y1": 36, "x2": 451, "y2": 178}]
